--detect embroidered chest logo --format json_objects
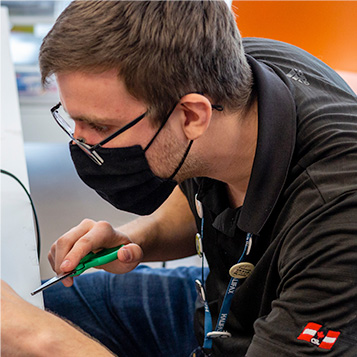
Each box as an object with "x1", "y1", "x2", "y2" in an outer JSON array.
[
  {"x1": 298, "y1": 322, "x2": 340, "y2": 350},
  {"x1": 287, "y1": 68, "x2": 310, "y2": 85}
]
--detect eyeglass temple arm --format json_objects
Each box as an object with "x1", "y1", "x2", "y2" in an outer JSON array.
[
  {"x1": 51, "y1": 102, "x2": 61, "y2": 113},
  {"x1": 91, "y1": 112, "x2": 147, "y2": 150}
]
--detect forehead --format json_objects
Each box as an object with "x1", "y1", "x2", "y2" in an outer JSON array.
[{"x1": 56, "y1": 70, "x2": 146, "y2": 123}]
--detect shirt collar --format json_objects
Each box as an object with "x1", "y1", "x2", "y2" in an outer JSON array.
[{"x1": 197, "y1": 55, "x2": 296, "y2": 236}]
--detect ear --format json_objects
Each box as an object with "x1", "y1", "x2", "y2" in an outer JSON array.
[{"x1": 178, "y1": 93, "x2": 213, "y2": 140}]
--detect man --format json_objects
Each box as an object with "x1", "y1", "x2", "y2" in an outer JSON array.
[{"x1": 1, "y1": 1, "x2": 357, "y2": 356}]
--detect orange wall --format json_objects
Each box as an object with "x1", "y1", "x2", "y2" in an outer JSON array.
[{"x1": 232, "y1": 1, "x2": 357, "y2": 72}]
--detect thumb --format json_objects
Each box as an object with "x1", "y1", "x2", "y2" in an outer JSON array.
[
  {"x1": 99, "y1": 243, "x2": 144, "y2": 274},
  {"x1": 117, "y1": 243, "x2": 143, "y2": 263}
]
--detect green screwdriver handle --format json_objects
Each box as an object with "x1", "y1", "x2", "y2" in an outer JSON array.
[{"x1": 71, "y1": 245, "x2": 124, "y2": 277}]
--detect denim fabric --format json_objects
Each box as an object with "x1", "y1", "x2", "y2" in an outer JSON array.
[{"x1": 43, "y1": 265, "x2": 207, "y2": 356}]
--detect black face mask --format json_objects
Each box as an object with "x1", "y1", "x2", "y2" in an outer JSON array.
[{"x1": 70, "y1": 137, "x2": 193, "y2": 216}]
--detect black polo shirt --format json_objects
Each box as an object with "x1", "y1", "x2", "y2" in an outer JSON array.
[{"x1": 180, "y1": 38, "x2": 357, "y2": 356}]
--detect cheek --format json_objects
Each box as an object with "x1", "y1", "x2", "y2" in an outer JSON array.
[{"x1": 145, "y1": 129, "x2": 183, "y2": 178}]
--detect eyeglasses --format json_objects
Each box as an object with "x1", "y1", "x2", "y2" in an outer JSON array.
[{"x1": 50, "y1": 102, "x2": 147, "y2": 165}]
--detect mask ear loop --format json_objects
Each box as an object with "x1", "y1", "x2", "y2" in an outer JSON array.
[
  {"x1": 168, "y1": 139, "x2": 194, "y2": 180},
  {"x1": 143, "y1": 104, "x2": 177, "y2": 152},
  {"x1": 143, "y1": 103, "x2": 191, "y2": 181}
]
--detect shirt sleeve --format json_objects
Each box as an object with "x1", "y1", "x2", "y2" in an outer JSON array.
[{"x1": 246, "y1": 192, "x2": 357, "y2": 356}]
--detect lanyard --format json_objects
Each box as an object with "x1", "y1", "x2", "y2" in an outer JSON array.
[
  {"x1": 214, "y1": 233, "x2": 252, "y2": 333},
  {"x1": 194, "y1": 197, "x2": 253, "y2": 350}
]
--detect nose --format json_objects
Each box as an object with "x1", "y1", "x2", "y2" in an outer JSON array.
[
  {"x1": 73, "y1": 121, "x2": 85, "y2": 138},
  {"x1": 73, "y1": 121, "x2": 97, "y2": 145}
]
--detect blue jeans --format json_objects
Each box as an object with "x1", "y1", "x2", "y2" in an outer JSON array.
[{"x1": 43, "y1": 265, "x2": 206, "y2": 356}]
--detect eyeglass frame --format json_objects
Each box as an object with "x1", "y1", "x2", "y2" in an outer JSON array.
[{"x1": 50, "y1": 102, "x2": 147, "y2": 166}]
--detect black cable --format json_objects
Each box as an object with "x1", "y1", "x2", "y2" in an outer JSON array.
[{"x1": 1, "y1": 169, "x2": 41, "y2": 260}]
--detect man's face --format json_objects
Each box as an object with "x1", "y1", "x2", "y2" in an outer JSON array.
[{"x1": 56, "y1": 70, "x2": 190, "y2": 180}]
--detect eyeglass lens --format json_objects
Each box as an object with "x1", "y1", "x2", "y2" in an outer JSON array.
[{"x1": 53, "y1": 106, "x2": 76, "y2": 135}]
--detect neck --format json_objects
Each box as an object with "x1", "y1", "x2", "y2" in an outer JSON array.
[{"x1": 198, "y1": 98, "x2": 258, "y2": 208}]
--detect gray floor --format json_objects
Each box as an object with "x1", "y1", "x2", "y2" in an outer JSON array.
[{"x1": 25, "y1": 142, "x2": 202, "y2": 279}]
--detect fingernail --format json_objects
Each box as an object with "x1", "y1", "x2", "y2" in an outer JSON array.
[
  {"x1": 121, "y1": 247, "x2": 132, "y2": 262},
  {"x1": 60, "y1": 260, "x2": 71, "y2": 270}
]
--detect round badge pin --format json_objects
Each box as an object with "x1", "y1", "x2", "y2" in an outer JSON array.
[
  {"x1": 229, "y1": 262, "x2": 255, "y2": 279},
  {"x1": 195, "y1": 233, "x2": 203, "y2": 258},
  {"x1": 206, "y1": 331, "x2": 232, "y2": 339}
]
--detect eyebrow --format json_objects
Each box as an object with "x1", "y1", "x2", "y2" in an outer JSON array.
[
  {"x1": 63, "y1": 106, "x2": 120, "y2": 126},
  {"x1": 62, "y1": 105, "x2": 144, "y2": 128},
  {"x1": 70, "y1": 114, "x2": 113, "y2": 126}
]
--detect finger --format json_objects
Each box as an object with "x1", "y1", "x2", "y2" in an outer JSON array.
[
  {"x1": 46, "y1": 249, "x2": 74, "y2": 287},
  {"x1": 115, "y1": 243, "x2": 144, "y2": 274},
  {"x1": 98, "y1": 243, "x2": 144, "y2": 275},
  {"x1": 48, "y1": 251, "x2": 55, "y2": 271},
  {"x1": 117, "y1": 243, "x2": 144, "y2": 264},
  {"x1": 49, "y1": 219, "x2": 96, "y2": 273},
  {"x1": 59, "y1": 236, "x2": 94, "y2": 273},
  {"x1": 61, "y1": 276, "x2": 74, "y2": 287},
  {"x1": 60, "y1": 221, "x2": 129, "y2": 273}
]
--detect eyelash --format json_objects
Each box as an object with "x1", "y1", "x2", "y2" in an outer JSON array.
[
  {"x1": 71, "y1": 117, "x2": 111, "y2": 134},
  {"x1": 88, "y1": 122, "x2": 110, "y2": 133}
]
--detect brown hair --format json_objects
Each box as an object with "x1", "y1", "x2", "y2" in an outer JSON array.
[{"x1": 40, "y1": 0, "x2": 253, "y2": 121}]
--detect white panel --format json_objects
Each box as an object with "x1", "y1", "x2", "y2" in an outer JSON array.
[{"x1": 0, "y1": 6, "x2": 43, "y2": 309}]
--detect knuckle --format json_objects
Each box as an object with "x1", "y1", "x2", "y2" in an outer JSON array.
[
  {"x1": 96, "y1": 220, "x2": 110, "y2": 227},
  {"x1": 74, "y1": 236, "x2": 93, "y2": 254},
  {"x1": 78, "y1": 235, "x2": 92, "y2": 246},
  {"x1": 96, "y1": 220, "x2": 112, "y2": 231},
  {"x1": 81, "y1": 218, "x2": 94, "y2": 226},
  {"x1": 56, "y1": 235, "x2": 69, "y2": 249},
  {"x1": 132, "y1": 245, "x2": 144, "y2": 260}
]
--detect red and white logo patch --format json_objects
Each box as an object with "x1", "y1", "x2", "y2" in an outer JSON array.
[{"x1": 298, "y1": 322, "x2": 340, "y2": 350}]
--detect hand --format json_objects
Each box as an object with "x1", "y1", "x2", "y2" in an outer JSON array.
[
  {"x1": 48, "y1": 219, "x2": 144, "y2": 287},
  {"x1": 1, "y1": 280, "x2": 114, "y2": 356}
]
